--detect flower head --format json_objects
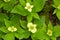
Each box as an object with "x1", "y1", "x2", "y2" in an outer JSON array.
[
  {"x1": 4, "y1": 0, "x2": 10, "y2": 2},
  {"x1": 27, "y1": 23, "x2": 37, "y2": 33},
  {"x1": 25, "y1": 2, "x2": 34, "y2": 12},
  {"x1": 57, "y1": 5, "x2": 60, "y2": 10},
  {"x1": 47, "y1": 29, "x2": 53, "y2": 36},
  {"x1": 8, "y1": 26, "x2": 17, "y2": 32}
]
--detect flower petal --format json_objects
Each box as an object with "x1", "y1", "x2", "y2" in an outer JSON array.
[
  {"x1": 31, "y1": 28, "x2": 37, "y2": 33},
  {"x1": 8, "y1": 27, "x2": 11, "y2": 31},
  {"x1": 33, "y1": 24, "x2": 37, "y2": 28},
  {"x1": 31, "y1": 5, "x2": 34, "y2": 8},
  {"x1": 8, "y1": 26, "x2": 17, "y2": 32},
  {"x1": 25, "y1": 7, "x2": 27, "y2": 9},
  {"x1": 26, "y1": 2, "x2": 30, "y2": 6},
  {"x1": 28, "y1": 8, "x2": 32, "y2": 12},
  {"x1": 14, "y1": 28, "x2": 17, "y2": 31},
  {"x1": 27, "y1": 23, "x2": 33, "y2": 28}
]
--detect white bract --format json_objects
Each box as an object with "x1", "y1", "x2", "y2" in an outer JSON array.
[
  {"x1": 25, "y1": 2, "x2": 34, "y2": 12},
  {"x1": 47, "y1": 29, "x2": 53, "y2": 36},
  {"x1": 27, "y1": 23, "x2": 37, "y2": 33},
  {"x1": 8, "y1": 26, "x2": 17, "y2": 32},
  {"x1": 57, "y1": 5, "x2": 60, "y2": 10},
  {"x1": 4, "y1": 0, "x2": 10, "y2": 2}
]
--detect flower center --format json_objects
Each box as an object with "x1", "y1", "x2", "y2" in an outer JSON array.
[
  {"x1": 27, "y1": 6, "x2": 31, "y2": 9},
  {"x1": 48, "y1": 31, "x2": 52, "y2": 34},
  {"x1": 30, "y1": 26, "x2": 34, "y2": 30},
  {"x1": 11, "y1": 27, "x2": 15, "y2": 31},
  {"x1": 47, "y1": 30, "x2": 53, "y2": 36}
]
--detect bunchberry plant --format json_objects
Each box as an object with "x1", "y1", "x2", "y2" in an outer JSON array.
[{"x1": 0, "y1": 0, "x2": 60, "y2": 40}]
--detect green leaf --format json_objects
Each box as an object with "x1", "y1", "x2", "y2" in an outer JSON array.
[
  {"x1": 31, "y1": 23, "x2": 49, "y2": 40},
  {"x1": 52, "y1": 4, "x2": 57, "y2": 8},
  {"x1": 56, "y1": 10, "x2": 60, "y2": 20},
  {"x1": 53, "y1": 0, "x2": 60, "y2": 7},
  {"x1": 0, "y1": 31, "x2": 5, "y2": 39},
  {"x1": 42, "y1": 23, "x2": 47, "y2": 32},
  {"x1": 32, "y1": 28, "x2": 48, "y2": 40},
  {"x1": 0, "y1": 13, "x2": 8, "y2": 22},
  {"x1": 0, "y1": 13, "x2": 8, "y2": 27},
  {"x1": 19, "y1": 0, "x2": 26, "y2": 7},
  {"x1": 15, "y1": 26, "x2": 30, "y2": 39},
  {"x1": 0, "y1": 22, "x2": 5, "y2": 27},
  {"x1": 0, "y1": 38, "x2": 2, "y2": 40},
  {"x1": 15, "y1": 28, "x2": 30, "y2": 39},
  {"x1": 4, "y1": 19, "x2": 12, "y2": 27},
  {"x1": 19, "y1": 31, "x2": 30, "y2": 39},
  {"x1": 15, "y1": 33, "x2": 22, "y2": 39},
  {"x1": 48, "y1": 21, "x2": 53, "y2": 30},
  {"x1": 27, "y1": 13, "x2": 33, "y2": 22},
  {"x1": 0, "y1": 0, "x2": 4, "y2": 8},
  {"x1": 54, "y1": 26, "x2": 60, "y2": 37},
  {"x1": 34, "y1": 16, "x2": 45, "y2": 28},
  {"x1": 51, "y1": 36, "x2": 56, "y2": 40},
  {"x1": 3, "y1": 0, "x2": 16, "y2": 12},
  {"x1": 40, "y1": 16, "x2": 45, "y2": 24},
  {"x1": 53, "y1": 9, "x2": 57, "y2": 14},
  {"x1": 15, "y1": 28, "x2": 24, "y2": 39},
  {"x1": 32, "y1": 13, "x2": 40, "y2": 19},
  {"x1": 31, "y1": 36, "x2": 39, "y2": 40},
  {"x1": 26, "y1": 0, "x2": 32, "y2": 4},
  {"x1": 34, "y1": 19, "x2": 41, "y2": 28},
  {"x1": 32, "y1": 0, "x2": 46, "y2": 12},
  {"x1": 15, "y1": 31, "x2": 30, "y2": 39},
  {"x1": 20, "y1": 20, "x2": 27, "y2": 29},
  {"x1": 0, "y1": 26, "x2": 8, "y2": 33},
  {"x1": 17, "y1": 27, "x2": 25, "y2": 34},
  {"x1": 10, "y1": 14, "x2": 20, "y2": 27},
  {"x1": 11, "y1": 5, "x2": 28, "y2": 16},
  {"x1": 4, "y1": 33, "x2": 15, "y2": 40}
]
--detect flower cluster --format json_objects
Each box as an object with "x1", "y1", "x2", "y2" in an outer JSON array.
[
  {"x1": 47, "y1": 29, "x2": 53, "y2": 36},
  {"x1": 27, "y1": 23, "x2": 37, "y2": 33},
  {"x1": 8, "y1": 26, "x2": 17, "y2": 32},
  {"x1": 25, "y1": 2, "x2": 34, "y2": 12}
]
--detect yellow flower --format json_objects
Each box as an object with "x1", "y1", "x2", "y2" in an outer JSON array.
[
  {"x1": 25, "y1": 2, "x2": 34, "y2": 12},
  {"x1": 57, "y1": 5, "x2": 60, "y2": 10},
  {"x1": 27, "y1": 23, "x2": 37, "y2": 33},
  {"x1": 8, "y1": 26, "x2": 17, "y2": 32},
  {"x1": 47, "y1": 29, "x2": 53, "y2": 36},
  {"x1": 4, "y1": 0, "x2": 10, "y2": 2}
]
